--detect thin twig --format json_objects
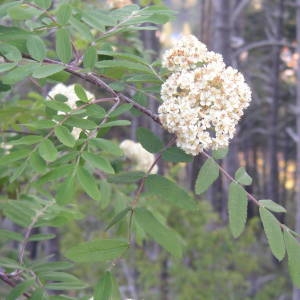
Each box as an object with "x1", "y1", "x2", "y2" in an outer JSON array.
[
  {"x1": 19, "y1": 201, "x2": 55, "y2": 265},
  {"x1": 0, "y1": 272, "x2": 31, "y2": 298}
]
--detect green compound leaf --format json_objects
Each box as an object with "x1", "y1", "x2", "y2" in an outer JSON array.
[
  {"x1": 145, "y1": 174, "x2": 197, "y2": 210},
  {"x1": 0, "y1": 62, "x2": 17, "y2": 73},
  {"x1": 10, "y1": 135, "x2": 43, "y2": 145},
  {"x1": 64, "y1": 239, "x2": 129, "y2": 262},
  {"x1": 55, "y1": 125, "x2": 76, "y2": 148},
  {"x1": 32, "y1": 64, "x2": 65, "y2": 79},
  {"x1": 77, "y1": 166, "x2": 101, "y2": 201},
  {"x1": 259, "y1": 207, "x2": 285, "y2": 261},
  {"x1": 234, "y1": 167, "x2": 252, "y2": 186},
  {"x1": 83, "y1": 46, "x2": 97, "y2": 70},
  {"x1": 0, "y1": 229, "x2": 23, "y2": 242},
  {"x1": 108, "y1": 171, "x2": 145, "y2": 184},
  {"x1": 94, "y1": 271, "x2": 112, "y2": 300},
  {"x1": 30, "y1": 151, "x2": 47, "y2": 173},
  {"x1": 0, "y1": 149, "x2": 31, "y2": 166},
  {"x1": 162, "y1": 146, "x2": 193, "y2": 162},
  {"x1": 56, "y1": 28, "x2": 72, "y2": 63},
  {"x1": 89, "y1": 138, "x2": 123, "y2": 156},
  {"x1": 26, "y1": 35, "x2": 46, "y2": 61},
  {"x1": 0, "y1": 43, "x2": 22, "y2": 62},
  {"x1": 136, "y1": 127, "x2": 163, "y2": 153},
  {"x1": 43, "y1": 272, "x2": 87, "y2": 290},
  {"x1": 259, "y1": 199, "x2": 286, "y2": 213},
  {"x1": 284, "y1": 230, "x2": 300, "y2": 288},
  {"x1": 105, "y1": 207, "x2": 131, "y2": 231},
  {"x1": 45, "y1": 99, "x2": 71, "y2": 113},
  {"x1": 195, "y1": 158, "x2": 219, "y2": 194},
  {"x1": 56, "y1": 176, "x2": 76, "y2": 205},
  {"x1": 228, "y1": 182, "x2": 248, "y2": 238},
  {"x1": 82, "y1": 151, "x2": 115, "y2": 174},
  {"x1": 33, "y1": 0, "x2": 52, "y2": 9},
  {"x1": 7, "y1": 279, "x2": 35, "y2": 300},
  {"x1": 74, "y1": 84, "x2": 89, "y2": 102},
  {"x1": 212, "y1": 147, "x2": 228, "y2": 159},
  {"x1": 135, "y1": 207, "x2": 183, "y2": 258},
  {"x1": 56, "y1": 4, "x2": 72, "y2": 25},
  {"x1": 38, "y1": 139, "x2": 58, "y2": 162}
]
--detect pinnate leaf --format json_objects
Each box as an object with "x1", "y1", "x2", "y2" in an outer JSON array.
[
  {"x1": 77, "y1": 166, "x2": 101, "y2": 201},
  {"x1": 64, "y1": 239, "x2": 129, "y2": 262},
  {"x1": 259, "y1": 199, "x2": 286, "y2": 213},
  {"x1": 284, "y1": 230, "x2": 300, "y2": 287},
  {"x1": 136, "y1": 127, "x2": 163, "y2": 153},
  {"x1": 212, "y1": 147, "x2": 228, "y2": 159},
  {"x1": 234, "y1": 167, "x2": 252, "y2": 186},
  {"x1": 135, "y1": 207, "x2": 183, "y2": 258},
  {"x1": 83, "y1": 46, "x2": 97, "y2": 70},
  {"x1": 162, "y1": 146, "x2": 193, "y2": 162},
  {"x1": 82, "y1": 152, "x2": 115, "y2": 174},
  {"x1": 55, "y1": 126, "x2": 76, "y2": 148},
  {"x1": 145, "y1": 174, "x2": 197, "y2": 210},
  {"x1": 259, "y1": 207, "x2": 285, "y2": 261},
  {"x1": 38, "y1": 139, "x2": 58, "y2": 162},
  {"x1": 56, "y1": 28, "x2": 72, "y2": 63},
  {"x1": 228, "y1": 182, "x2": 248, "y2": 238},
  {"x1": 26, "y1": 35, "x2": 46, "y2": 61},
  {"x1": 94, "y1": 271, "x2": 113, "y2": 300},
  {"x1": 195, "y1": 158, "x2": 219, "y2": 194}
]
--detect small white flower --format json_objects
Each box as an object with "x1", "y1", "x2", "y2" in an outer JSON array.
[
  {"x1": 120, "y1": 140, "x2": 158, "y2": 174},
  {"x1": 159, "y1": 35, "x2": 252, "y2": 155},
  {"x1": 47, "y1": 84, "x2": 95, "y2": 140}
]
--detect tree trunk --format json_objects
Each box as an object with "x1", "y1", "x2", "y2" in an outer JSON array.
[
  {"x1": 266, "y1": 0, "x2": 284, "y2": 208},
  {"x1": 293, "y1": 1, "x2": 300, "y2": 298}
]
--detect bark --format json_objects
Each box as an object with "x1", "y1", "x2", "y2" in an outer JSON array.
[{"x1": 266, "y1": 0, "x2": 284, "y2": 208}]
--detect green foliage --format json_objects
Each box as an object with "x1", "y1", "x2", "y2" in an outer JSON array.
[
  {"x1": 284, "y1": 230, "x2": 300, "y2": 287},
  {"x1": 234, "y1": 167, "x2": 253, "y2": 185},
  {"x1": 64, "y1": 239, "x2": 129, "y2": 263},
  {"x1": 145, "y1": 174, "x2": 197, "y2": 210},
  {"x1": 136, "y1": 127, "x2": 163, "y2": 153},
  {"x1": 0, "y1": 0, "x2": 296, "y2": 298},
  {"x1": 259, "y1": 207, "x2": 285, "y2": 261},
  {"x1": 135, "y1": 207, "x2": 183, "y2": 258},
  {"x1": 228, "y1": 182, "x2": 248, "y2": 238},
  {"x1": 195, "y1": 157, "x2": 219, "y2": 194}
]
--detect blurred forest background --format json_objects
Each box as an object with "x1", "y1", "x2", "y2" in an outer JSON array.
[{"x1": 2, "y1": 0, "x2": 300, "y2": 299}]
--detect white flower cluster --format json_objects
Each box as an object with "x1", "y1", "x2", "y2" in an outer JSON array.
[
  {"x1": 107, "y1": 0, "x2": 132, "y2": 9},
  {"x1": 159, "y1": 35, "x2": 252, "y2": 156},
  {"x1": 120, "y1": 140, "x2": 158, "y2": 174},
  {"x1": 47, "y1": 83, "x2": 95, "y2": 140}
]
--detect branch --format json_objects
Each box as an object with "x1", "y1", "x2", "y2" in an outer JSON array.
[
  {"x1": 233, "y1": 40, "x2": 295, "y2": 57},
  {"x1": 19, "y1": 200, "x2": 55, "y2": 265},
  {"x1": 0, "y1": 271, "x2": 30, "y2": 298},
  {"x1": 231, "y1": 0, "x2": 250, "y2": 25},
  {"x1": 22, "y1": 54, "x2": 161, "y2": 125}
]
